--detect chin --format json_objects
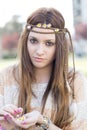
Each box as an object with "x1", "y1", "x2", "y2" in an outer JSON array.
[
  {"x1": 34, "y1": 65, "x2": 46, "y2": 69},
  {"x1": 33, "y1": 64, "x2": 48, "y2": 69}
]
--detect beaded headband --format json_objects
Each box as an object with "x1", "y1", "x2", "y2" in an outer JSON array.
[{"x1": 26, "y1": 23, "x2": 67, "y2": 34}]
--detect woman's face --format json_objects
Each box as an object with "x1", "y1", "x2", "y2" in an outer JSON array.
[{"x1": 27, "y1": 28, "x2": 56, "y2": 69}]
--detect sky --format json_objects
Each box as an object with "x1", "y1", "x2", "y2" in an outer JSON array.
[{"x1": 0, "y1": 0, "x2": 74, "y2": 34}]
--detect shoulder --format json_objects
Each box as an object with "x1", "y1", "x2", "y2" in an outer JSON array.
[
  {"x1": 0, "y1": 64, "x2": 19, "y2": 88},
  {"x1": 74, "y1": 71, "x2": 87, "y2": 86},
  {"x1": 73, "y1": 71, "x2": 87, "y2": 102}
]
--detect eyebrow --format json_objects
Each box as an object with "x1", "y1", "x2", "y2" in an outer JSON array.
[{"x1": 29, "y1": 36, "x2": 55, "y2": 42}]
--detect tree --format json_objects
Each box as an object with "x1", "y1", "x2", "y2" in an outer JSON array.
[
  {"x1": 0, "y1": 15, "x2": 23, "y2": 35},
  {"x1": 2, "y1": 33, "x2": 19, "y2": 50},
  {"x1": 0, "y1": 15, "x2": 23, "y2": 58}
]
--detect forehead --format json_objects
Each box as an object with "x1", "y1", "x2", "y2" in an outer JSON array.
[{"x1": 29, "y1": 27, "x2": 55, "y2": 41}]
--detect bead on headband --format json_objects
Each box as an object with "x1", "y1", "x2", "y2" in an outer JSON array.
[{"x1": 26, "y1": 23, "x2": 66, "y2": 34}]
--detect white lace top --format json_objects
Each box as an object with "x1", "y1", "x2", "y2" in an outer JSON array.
[{"x1": 0, "y1": 65, "x2": 87, "y2": 130}]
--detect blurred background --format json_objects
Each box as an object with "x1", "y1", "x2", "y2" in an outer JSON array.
[{"x1": 0, "y1": 0, "x2": 87, "y2": 77}]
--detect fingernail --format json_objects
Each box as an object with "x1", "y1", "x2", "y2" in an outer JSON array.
[
  {"x1": 14, "y1": 111, "x2": 18, "y2": 115},
  {"x1": 16, "y1": 108, "x2": 22, "y2": 113},
  {"x1": 4, "y1": 114, "x2": 9, "y2": 119},
  {"x1": 21, "y1": 121, "x2": 26, "y2": 125},
  {"x1": 4, "y1": 115, "x2": 7, "y2": 120},
  {"x1": 4, "y1": 114, "x2": 12, "y2": 120},
  {"x1": 0, "y1": 124, "x2": 5, "y2": 130}
]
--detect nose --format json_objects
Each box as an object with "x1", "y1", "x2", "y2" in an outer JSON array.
[{"x1": 36, "y1": 44, "x2": 44, "y2": 55}]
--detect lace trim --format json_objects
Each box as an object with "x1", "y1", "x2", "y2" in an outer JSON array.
[
  {"x1": 0, "y1": 82, "x2": 87, "y2": 123},
  {"x1": 31, "y1": 83, "x2": 47, "y2": 107},
  {"x1": 76, "y1": 101, "x2": 87, "y2": 121}
]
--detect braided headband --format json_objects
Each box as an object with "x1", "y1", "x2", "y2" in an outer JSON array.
[
  {"x1": 26, "y1": 23, "x2": 67, "y2": 34},
  {"x1": 26, "y1": 23, "x2": 75, "y2": 95},
  {"x1": 26, "y1": 23, "x2": 75, "y2": 94}
]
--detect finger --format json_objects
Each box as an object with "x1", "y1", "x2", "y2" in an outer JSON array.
[
  {"x1": 6, "y1": 115, "x2": 34, "y2": 129},
  {"x1": 0, "y1": 109, "x2": 11, "y2": 116},
  {"x1": 20, "y1": 123, "x2": 35, "y2": 129},
  {"x1": 20, "y1": 121, "x2": 36, "y2": 129},
  {"x1": 15, "y1": 107, "x2": 23, "y2": 114},
  {"x1": 0, "y1": 116, "x2": 5, "y2": 121},
  {"x1": 21, "y1": 116, "x2": 36, "y2": 125},
  {"x1": 2, "y1": 105, "x2": 23, "y2": 116},
  {"x1": 5, "y1": 115, "x2": 25, "y2": 127},
  {"x1": 3, "y1": 107, "x2": 15, "y2": 115},
  {"x1": 1, "y1": 104, "x2": 17, "y2": 115},
  {"x1": 8, "y1": 105, "x2": 23, "y2": 114},
  {"x1": 3, "y1": 114, "x2": 17, "y2": 126},
  {"x1": 11, "y1": 107, "x2": 23, "y2": 116},
  {"x1": 23, "y1": 112, "x2": 33, "y2": 118},
  {"x1": 23, "y1": 110, "x2": 40, "y2": 118}
]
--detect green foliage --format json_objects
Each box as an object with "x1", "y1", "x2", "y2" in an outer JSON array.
[
  {"x1": 2, "y1": 53, "x2": 17, "y2": 59},
  {"x1": 69, "y1": 56, "x2": 87, "y2": 77},
  {"x1": 0, "y1": 57, "x2": 87, "y2": 77},
  {"x1": 0, "y1": 15, "x2": 23, "y2": 35}
]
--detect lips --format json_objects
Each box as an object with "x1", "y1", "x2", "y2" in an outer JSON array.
[{"x1": 34, "y1": 57, "x2": 44, "y2": 62}]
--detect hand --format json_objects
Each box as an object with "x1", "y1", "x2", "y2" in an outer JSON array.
[
  {"x1": 5, "y1": 110, "x2": 43, "y2": 129},
  {"x1": 0, "y1": 104, "x2": 23, "y2": 129},
  {"x1": 0, "y1": 104, "x2": 23, "y2": 116}
]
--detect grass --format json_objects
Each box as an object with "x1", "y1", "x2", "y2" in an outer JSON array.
[
  {"x1": 0, "y1": 58, "x2": 18, "y2": 70},
  {"x1": 0, "y1": 56, "x2": 87, "y2": 77},
  {"x1": 75, "y1": 57, "x2": 87, "y2": 76},
  {"x1": 69, "y1": 56, "x2": 87, "y2": 77}
]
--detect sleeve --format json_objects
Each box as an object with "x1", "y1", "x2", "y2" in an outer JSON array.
[
  {"x1": 67, "y1": 72, "x2": 87, "y2": 130},
  {"x1": 0, "y1": 65, "x2": 19, "y2": 108},
  {"x1": 0, "y1": 69, "x2": 5, "y2": 108}
]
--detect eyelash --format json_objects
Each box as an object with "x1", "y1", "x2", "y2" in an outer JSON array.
[
  {"x1": 29, "y1": 38, "x2": 55, "y2": 46},
  {"x1": 29, "y1": 38, "x2": 38, "y2": 44},
  {"x1": 45, "y1": 42, "x2": 54, "y2": 46}
]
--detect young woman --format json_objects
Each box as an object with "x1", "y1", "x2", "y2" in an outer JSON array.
[{"x1": 0, "y1": 7, "x2": 87, "y2": 130}]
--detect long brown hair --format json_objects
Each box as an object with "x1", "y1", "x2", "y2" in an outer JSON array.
[{"x1": 17, "y1": 7, "x2": 75, "y2": 129}]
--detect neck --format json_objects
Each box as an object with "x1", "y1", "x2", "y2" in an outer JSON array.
[{"x1": 34, "y1": 65, "x2": 52, "y2": 84}]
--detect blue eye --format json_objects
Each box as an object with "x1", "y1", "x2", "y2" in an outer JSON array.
[
  {"x1": 46, "y1": 42, "x2": 55, "y2": 46},
  {"x1": 29, "y1": 38, "x2": 38, "y2": 44}
]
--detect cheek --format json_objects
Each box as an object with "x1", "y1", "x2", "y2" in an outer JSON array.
[
  {"x1": 48, "y1": 47, "x2": 56, "y2": 60},
  {"x1": 27, "y1": 43, "x2": 33, "y2": 56}
]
